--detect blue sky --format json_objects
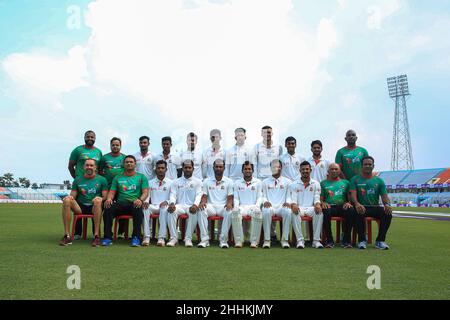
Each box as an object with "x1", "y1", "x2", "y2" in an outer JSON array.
[{"x1": 1, "y1": 0, "x2": 449, "y2": 184}]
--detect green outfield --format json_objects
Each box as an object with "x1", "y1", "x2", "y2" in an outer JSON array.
[{"x1": 0, "y1": 204, "x2": 449, "y2": 300}]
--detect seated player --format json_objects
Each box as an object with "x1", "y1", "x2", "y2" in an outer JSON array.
[{"x1": 59, "y1": 159, "x2": 108, "y2": 247}]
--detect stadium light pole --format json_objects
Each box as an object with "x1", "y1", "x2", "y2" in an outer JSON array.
[{"x1": 387, "y1": 74, "x2": 414, "y2": 171}]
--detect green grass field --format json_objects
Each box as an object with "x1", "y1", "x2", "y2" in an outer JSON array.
[{"x1": 1, "y1": 204, "x2": 449, "y2": 300}]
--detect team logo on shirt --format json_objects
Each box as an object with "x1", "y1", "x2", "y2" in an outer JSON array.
[
  {"x1": 251, "y1": 187, "x2": 255, "y2": 190},
  {"x1": 360, "y1": 188, "x2": 366, "y2": 196},
  {"x1": 309, "y1": 187, "x2": 313, "y2": 191},
  {"x1": 88, "y1": 187, "x2": 97, "y2": 194},
  {"x1": 367, "y1": 188, "x2": 376, "y2": 195},
  {"x1": 221, "y1": 186, "x2": 225, "y2": 190},
  {"x1": 163, "y1": 187, "x2": 167, "y2": 191},
  {"x1": 190, "y1": 184, "x2": 194, "y2": 189},
  {"x1": 80, "y1": 188, "x2": 87, "y2": 195},
  {"x1": 295, "y1": 162, "x2": 300, "y2": 166},
  {"x1": 328, "y1": 190, "x2": 334, "y2": 197},
  {"x1": 280, "y1": 185, "x2": 285, "y2": 189}
]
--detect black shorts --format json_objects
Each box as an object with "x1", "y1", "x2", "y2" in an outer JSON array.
[{"x1": 77, "y1": 202, "x2": 93, "y2": 215}]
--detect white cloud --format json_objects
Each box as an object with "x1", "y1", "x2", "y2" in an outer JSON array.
[
  {"x1": 366, "y1": 0, "x2": 402, "y2": 30},
  {"x1": 317, "y1": 18, "x2": 338, "y2": 59}
]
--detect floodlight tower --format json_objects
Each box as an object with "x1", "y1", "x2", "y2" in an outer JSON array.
[{"x1": 387, "y1": 74, "x2": 414, "y2": 171}]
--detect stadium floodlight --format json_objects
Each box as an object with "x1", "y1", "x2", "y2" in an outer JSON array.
[{"x1": 387, "y1": 74, "x2": 414, "y2": 171}]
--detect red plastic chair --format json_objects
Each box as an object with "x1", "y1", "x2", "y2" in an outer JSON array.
[
  {"x1": 290, "y1": 215, "x2": 314, "y2": 246},
  {"x1": 113, "y1": 215, "x2": 132, "y2": 240},
  {"x1": 150, "y1": 213, "x2": 160, "y2": 241},
  {"x1": 351, "y1": 216, "x2": 381, "y2": 244},
  {"x1": 259, "y1": 215, "x2": 283, "y2": 245},
  {"x1": 321, "y1": 216, "x2": 345, "y2": 244},
  {"x1": 178, "y1": 214, "x2": 189, "y2": 240},
  {"x1": 71, "y1": 214, "x2": 95, "y2": 240}
]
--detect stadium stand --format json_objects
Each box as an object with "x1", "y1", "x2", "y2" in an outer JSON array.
[
  {"x1": 400, "y1": 168, "x2": 445, "y2": 185},
  {"x1": 0, "y1": 188, "x2": 69, "y2": 203},
  {"x1": 434, "y1": 168, "x2": 450, "y2": 184},
  {"x1": 378, "y1": 170, "x2": 410, "y2": 185}
]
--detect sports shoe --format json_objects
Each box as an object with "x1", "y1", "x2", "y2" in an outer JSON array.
[
  {"x1": 142, "y1": 238, "x2": 150, "y2": 246},
  {"x1": 102, "y1": 238, "x2": 112, "y2": 246},
  {"x1": 166, "y1": 239, "x2": 178, "y2": 247},
  {"x1": 341, "y1": 242, "x2": 352, "y2": 249},
  {"x1": 262, "y1": 241, "x2": 271, "y2": 249},
  {"x1": 270, "y1": 235, "x2": 279, "y2": 244},
  {"x1": 375, "y1": 241, "x2": 390, "y2": 250},
  {"x1": 131, "y1": 236, "x2": 141, "y2": 247},
  {"x1": 358, "y1": 241, "x2": 367, "y2": 249},
  {"x1": 312, "y1": 241, "x2": 324, "y2": 249},
  {"x1": 91, "y1": 236, "x2": 100, "y2": 247},
  {"x1": 296, "y1": 240, "x2": 305, "y2": 249},
  {"x1": 157, "y1": 239, "x2": 166, "y2": 247},
  {"x1": 185, "y1": 239, "x2": 193, "y2": 247},
  {"x1": 250, "y1": 242, "x2": 258, "y2": 248},
  {"x1": 59, "y1": 235, "x2": 72, "y2": 246},
  {"x1": 219, "y1": 242, "x2": 229, "y2": 248},
  {"x1": 325, "y1": 242, "x2": 334, "y2": 249},
  {"x1": 234, "y1": 242, "x2": 243, "y2": 248},
  {"x1": 117, "y1": 233, "x2": 124, "y2": 240},
  {"x1": 281, "y1": 241, "x2": 290, "y2": 249},
  {"x1": 197, "y1": 240, "x2": 210, "y2": 248},
  {"x1": 73, "y1": 234, "x2": 81, "y2": 240}
]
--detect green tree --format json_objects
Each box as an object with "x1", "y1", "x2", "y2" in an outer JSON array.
[{"x1": 19, "y1": 177, "x2": 31, "y2": 188}]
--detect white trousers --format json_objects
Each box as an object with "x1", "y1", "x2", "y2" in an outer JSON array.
[
  {"x1": 143, "y1": 204, "x2": 168, "y2": 239},
  {"x1": 291, "y1": 207, "x2": 323, "y2": 242},
  {"x1": 198, "y1": 204, "x2": 232, "y2": 243},
  {"x1": 167, "y1": 204, "x2": 198, "y2": 241},
  {"x1": 231, "y1": 205, "x2": 263, "y2": 244},
  {"x1": 262, "y1": 206, "x2": 291, "y2": 242}
]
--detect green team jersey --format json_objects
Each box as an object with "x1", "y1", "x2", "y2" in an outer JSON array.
[
  {"x1": 350, "y1": 175, "x2": 387, "y2": 206},
  {"x1": 110, "y1": 172, "x2": 149, "y2": 204},
  {"x1": 100, "y1": 153, "x2": 126, "y2": 187},
  {"x1": 72, "y1": 174, "x2": 108, "y2": 206},
  {"x1": 69, "y1": 145, "x2": 103, "y2": 177},
  {"x1": 335, "y1": 146, "x2": 369, "y2": 180},
  {"x1": 320, "y1": 179, "x2": 350, "y2": 205}
]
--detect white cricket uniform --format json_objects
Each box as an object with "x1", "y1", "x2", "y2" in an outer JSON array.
[
  {"x1": 261, "y1": 176, "x2": 292, "y2": 242},
  {"x1": 254, "y1": 143, "x2": 283, "y2": 180},
  {"x1": 199, "y1": 176, "x2": 234, "y2": 243},
  {"x1": 134, "y1": 151, "x2": 155, "y2": 181},
  {"x1": 202, "y1": 147, "x2": 225, "y2": 179},
  {"x1": 143, "y1": 177, "x2": 172, "y2": 240},
  {"x1": 280, "y1": 153, "x2": 306, "y2": 182},
  {"x1": 308, "y1": 157, "x2": 331, "y2": 183},
  {"x1": 179, "y1": 149, "x2": 203, "y2": 180},
  {"x1": 168, "y1": 176, "x2": 203, "y2": 241},
  {"x1": 154, "y1": 153, "x2": 181, "y2": 180},
  {"x1": 231, "y1": 178, "x2": 264, "y2": 245},
  {"x1": 288, "y1": 178, "x2": 323, "y2": 242},
  {"x1": 224, "y1": 144, "x2": 257, "y2": 181}
]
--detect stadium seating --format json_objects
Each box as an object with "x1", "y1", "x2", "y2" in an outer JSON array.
[
  {"x1": 378, "y1": 170, "x2": 410, "y2": 185},
  {"x1": 435, "y1": 168, "x2": 450, "y2": 184},
  {"x1": 400, "y1": 168, "x2": 445, "y2": 185}
]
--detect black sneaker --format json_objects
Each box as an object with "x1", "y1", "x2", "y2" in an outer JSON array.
[
  {"x1": 325, "y1": 242, "x2": 334, "y2": 249},
  {"x1": 270, "y1": 235, "x2": 279, "y2": 244},
  {"x1": 59, "y1": 235, "x2": 72, "y2": 246}
]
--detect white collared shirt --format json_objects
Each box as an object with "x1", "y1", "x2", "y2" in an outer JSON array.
[
  {"x1": 169, "y1": 176, "x2": 203, "y2": 206},
  {"x1": 233, "y1": 177, "x2": 264, "y2": 208},
  {"x1": 262, "y1": 176, "x2": 292, "y2": 207},
  {"x1": 308, "y1": 157, "x2": 331, "y2": 183},
  {"x1": 154, "y1": 152, "x2": 181, "y2": 180},
  {"x1": 134, "y1": 151, "x2": 155, "y2": 181},
  {"x1": 148, "y1": 177, "x2": 172, "y2": 205},
  {"x1": 288, "y1": 178, "x2": 321, "y2": 207},
  {"x1": 254, "y1": 142, "x2": 283, "y2": 180},
  {"x1": 179, "y1": 149, "x2": 203, "y2": 180},
  {"x1": 224, "y1": 144, "x2": 257, "y2": 181},
  {"x1": 202, "y1": 176, "x2": 234, "y2": 205},
  {"x1": 202, "y1": 146, "x2": 226, "y2": 179},
  {"x1": 280, "y1": 152, "x2": 306, "y2": 181}
]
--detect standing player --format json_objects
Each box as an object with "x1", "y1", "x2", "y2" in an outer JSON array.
[
  {"x1": 166, "y1": 160, "x2": 203, "y2": 247},
  {"x1": 335, "y1": 130, "x2": 369, "y2": 181},
  {"x1": 102, "y1": 155, "x2": 149, "y2": 247},
  {"x1": 225, "y1": 127, "x2": 256, "y2": 181},
  {"x1": 198, "y1": 159, "x2": 234, "y2": 248},
  {"x1": 350, "y1": 156, "x2": 393, "y2": 250},
  {"x1": 59, "y1": 159, "x2": 108, "y2": 247},
  {"x1": 179, "y1": 132, "x2": 203, "y2": 180},
  {"x1": 320, "y1": 163, "x2": 355, "y2": 248},
  {"x1": 254, "y1": 126, "x2": 283, "y2": 242},
  {"x1": 99, "y1": 137, "x2": 125, "y2": 187},
  {"x1": 280, "y1": 136, "x2": 305, "y2": 182},
  {"x1": 202, "y1": 129, "x2": 226, "y2": 179},
  {"x1": 142, "y1": 160, "x2": 172, "y2": 246},
  {"x1": 154, "y1": 136, "x2": 181, "y2": 180},
  {"x1": 68, "y1": 130, "x2": 103, "y2": 239},
  {"x1": 308, "y1": 140, "x2": 331, "y2": 183},
  {"x1": 231, "y1": 161, "x2": 264, "y2": 248},
  {"x1": 289, "y1": 161, "x2": 324, "y2": 249},
  {"x1": 261, "y1": 160, "x2": 292, "y2": 249}
]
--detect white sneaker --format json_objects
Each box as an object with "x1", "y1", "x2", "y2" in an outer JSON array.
[
  {"x1": 312, "y1": 241, "x2": 324, "y2": 249},
  {"x1": 141, "y1": 238, "x2": 150, "y2": 246},
  {"x1": 262, "y1": 241, "x2": 270, "y2": 249},
  {"x1": 185, "y1": 239, "x2": 193, "y2": 247},
  {"x1": 296, "y1": 240, "x2": 305, "y2": 249},
  {"x1": 281, "y1": 241, "x2": 290, "y2": 249},
  {"x1": 197, "y1": 240, "x2": 210, "y2": 248},
  {"x1": 166, "y1": 239, "x2": 178, "y2": 247},
  {"x1": 234, "y1": 242, "x2": 243, "y2": 248},
  {"x1": 157, "y1": 239, "x2": 165, "y2": 247},
  {"x1": 250, "y1": 242, "x2": 258, "y2": 248},
  {"x1": 219, "y1": 242, "x2": 229, "y2": 248}
]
